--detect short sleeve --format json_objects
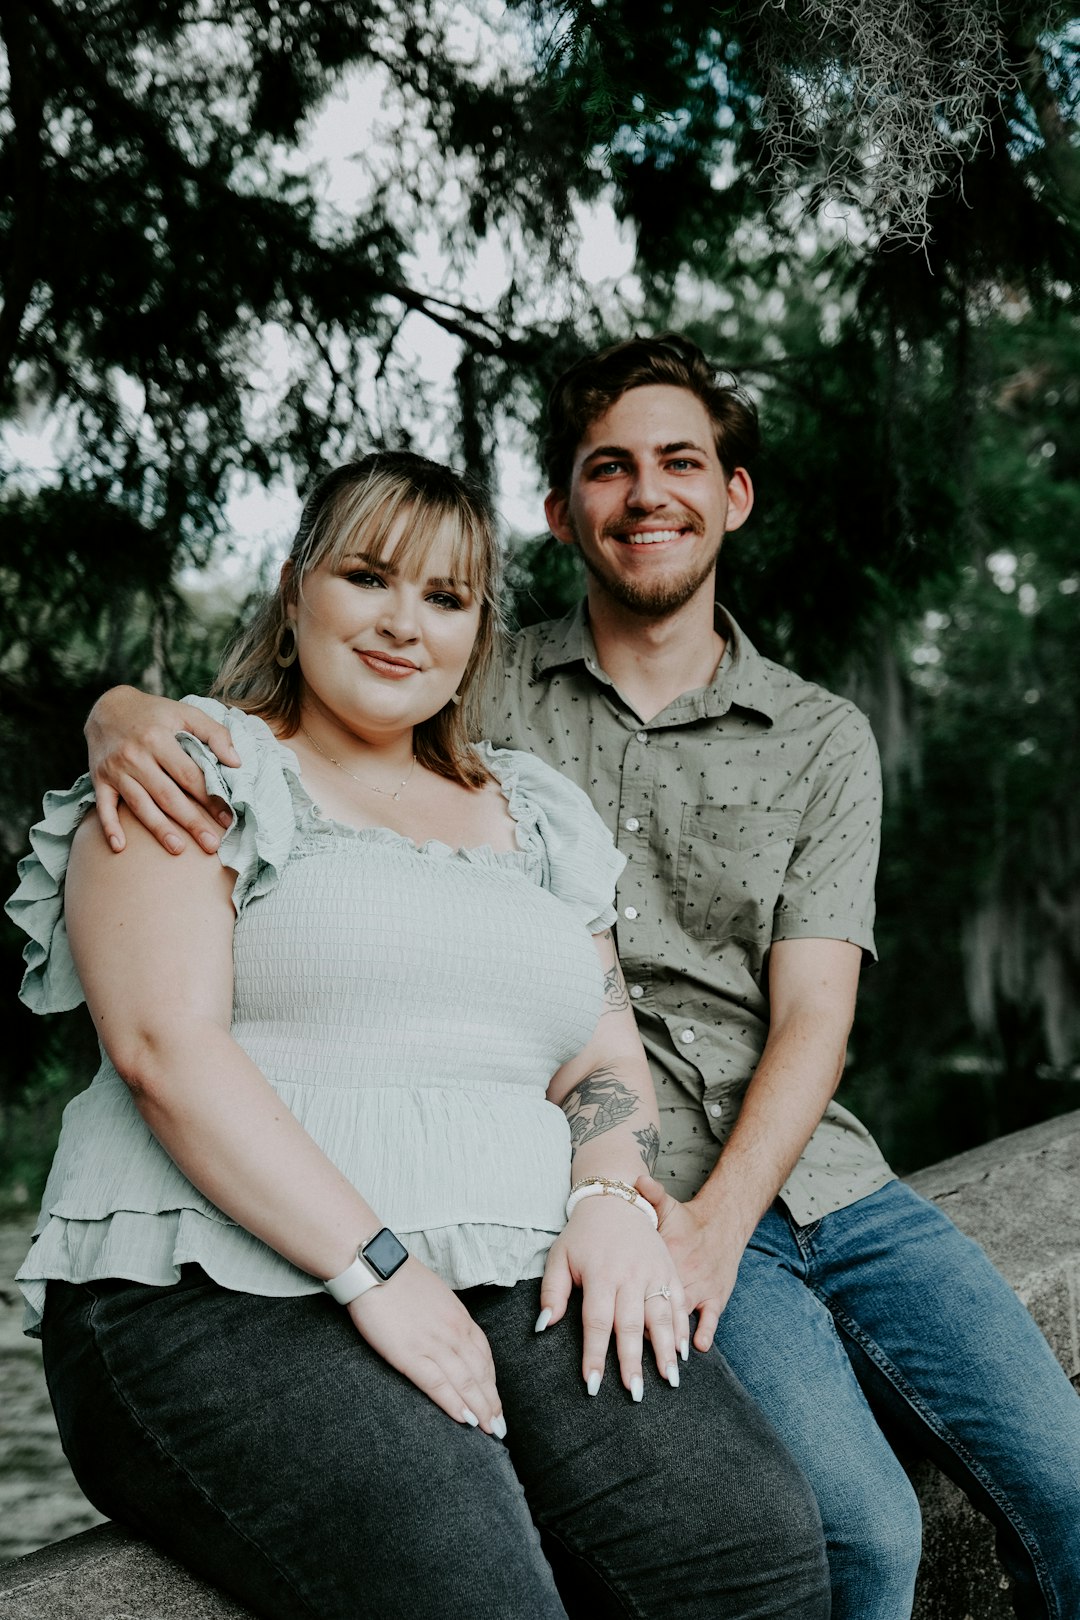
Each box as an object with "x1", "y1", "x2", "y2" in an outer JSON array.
[
  {"x1": 5, "y1": 697, "x2": 300, "y2": 1015},
  {"x1": 772, "y1": 707, "x2": 882, "y2": 959},
  {"x1": 479, "y1": 744, "x2": 626, "y2": 933}
]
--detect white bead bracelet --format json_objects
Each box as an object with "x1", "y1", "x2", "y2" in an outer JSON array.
[{"x1": 565, "y1": 1176, "x2": 659, "y2": 1230}]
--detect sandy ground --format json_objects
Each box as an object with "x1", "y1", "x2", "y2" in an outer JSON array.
[{"x1": 0, "y1": 1214, "x2": 106, "y2": 1562}]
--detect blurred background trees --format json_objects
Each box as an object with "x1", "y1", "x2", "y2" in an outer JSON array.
[{"x1": 1, "y1": 0, "x2": 1078, "y2": 1199}]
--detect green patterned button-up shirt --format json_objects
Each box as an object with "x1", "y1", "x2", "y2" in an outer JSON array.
[{"x1": 481, "y1": 601, "x2": 894, "y2": 1222}]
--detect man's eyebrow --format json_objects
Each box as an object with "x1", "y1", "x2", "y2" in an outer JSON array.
[{"x1": 581, "y1": 439, "x2": 711, "y2": 463}]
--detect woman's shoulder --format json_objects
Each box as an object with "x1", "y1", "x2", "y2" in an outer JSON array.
[
  {"x1": 174, "y1": 697, "x2": 301, "y2": 914},
  {"x1": 475, "y1": 743, "x2": 625, "y2": 935}
]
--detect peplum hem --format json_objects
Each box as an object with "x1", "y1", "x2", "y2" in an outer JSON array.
[{"x1": 17, "y1": 1210, "x2": 553, "y2": 1336}]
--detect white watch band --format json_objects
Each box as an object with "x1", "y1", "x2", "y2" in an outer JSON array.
[{"x1": 324, "y1": 1254, "x2": 382, "y2": 1305}]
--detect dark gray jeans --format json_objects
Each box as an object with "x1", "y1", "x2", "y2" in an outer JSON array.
[{"x1": 43, "y1": 1267, "x2": 828, "y2": 1620}]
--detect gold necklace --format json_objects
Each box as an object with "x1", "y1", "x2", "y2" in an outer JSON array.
[{"x1": 301, "y1": 726, "x2": 418, "y2": 802}]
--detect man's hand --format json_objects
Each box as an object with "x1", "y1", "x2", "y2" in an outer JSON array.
[
  {"x1": 86, "y1": 685, "x2": 240, "y2": 855},
  {"x1": 636, "y1": 1174, "x2": 742, "y2": 1351}
]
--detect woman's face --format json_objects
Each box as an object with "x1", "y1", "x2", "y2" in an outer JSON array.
[{"x1": 287, "y1": 514, "x2": 483, "y2": 743}]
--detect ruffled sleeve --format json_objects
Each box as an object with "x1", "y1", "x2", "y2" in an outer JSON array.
[
  {"x1": 479, "y1": 744, "x2": 625, "y2": 933},
  {"x1": 5, "y1": 697, "x2": 300, "y2": 1015}
]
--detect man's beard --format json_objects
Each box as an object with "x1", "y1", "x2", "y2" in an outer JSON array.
[{"x1": 577, "y1": 521, "x2": 722, "y2": 617}]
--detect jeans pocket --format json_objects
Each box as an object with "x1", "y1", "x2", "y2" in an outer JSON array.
[{"x1": 676, "y1": 805, "x2": 799, "y2": 946}]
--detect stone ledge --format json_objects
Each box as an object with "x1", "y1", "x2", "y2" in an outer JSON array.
[{"x1": 4, "y1": 1109, "x2": 1080, "y2": 1620}]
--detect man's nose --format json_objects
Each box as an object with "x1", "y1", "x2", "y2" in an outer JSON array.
[{"x1": 626, "y1": 464, "x2": 666, "y2": 510}]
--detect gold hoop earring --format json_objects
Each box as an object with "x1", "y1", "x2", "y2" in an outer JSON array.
[{"x1": 275, "y1": 623, "x2": 299, "y2": 668}]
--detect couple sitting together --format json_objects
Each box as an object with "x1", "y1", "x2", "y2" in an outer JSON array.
[{"x1": 9, "y1": 333, "x2": 1080, "y2": 1619}]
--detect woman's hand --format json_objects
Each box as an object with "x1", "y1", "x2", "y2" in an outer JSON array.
[
  {"x1": 86, "y1": 685, "x2": 240, "y2": 855},
  {"x1": 348, "y1": 1258, "x2": 506, "y2": 1436},
  {"x1": 537, "y1": 1196, "x2": 689, "y2": 1400}
]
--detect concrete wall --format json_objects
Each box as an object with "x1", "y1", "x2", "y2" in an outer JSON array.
[{"x1": 3, "y1": 1109, "x2": 1079, "y2": 1620}]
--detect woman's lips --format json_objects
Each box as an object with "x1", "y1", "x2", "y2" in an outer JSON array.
[{"x1": 356, "y1": 651, "x2": 420, "y2": 678}]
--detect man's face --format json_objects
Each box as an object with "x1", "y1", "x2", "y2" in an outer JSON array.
[{"x1": 544, "y1": 384, "x2": 753, "y2": 619}]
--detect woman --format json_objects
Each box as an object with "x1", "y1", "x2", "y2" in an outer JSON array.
[{"x1": 8, "y1": 453, "x2": 828, "y2": 1619}]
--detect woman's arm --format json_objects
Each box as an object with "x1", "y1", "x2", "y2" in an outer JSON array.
[
  {"x1": 65, "y1": 807, "x2": 504, "y2": 1434},
  {"x1": 542, "y1": 929, "x2": 689, "y2": 1399}
]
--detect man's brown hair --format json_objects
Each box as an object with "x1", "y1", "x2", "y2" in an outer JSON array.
[{"x1": 543, "y1": 332, "x2": 759, "y2": 490}]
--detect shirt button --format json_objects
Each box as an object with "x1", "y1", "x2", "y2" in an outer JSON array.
[
  {"x1": 629, "y1": 984, "x2": 644, "y2": 1000},
  {"x1": 623, "y1": 906, "x2": 638, "y2": 920},
  {"x1": 624, "y1": 817, "x2": 640, "y2": 832},
  {"x1": 635, "y1": 730, "x2": 648, "y2": 743},
  {"x1": 679, "y1": 1028, "x2": 695, "y2": 1044},
  {"x1": 709, "y1": 1103, "x2": 723, "y2": 1118}
]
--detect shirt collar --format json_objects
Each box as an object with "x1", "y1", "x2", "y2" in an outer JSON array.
[{"x1": 529, "y1": 599, "x2": 779, "y2": 724}]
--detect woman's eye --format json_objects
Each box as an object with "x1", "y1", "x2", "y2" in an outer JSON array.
[
  {"x1": 428, "y1": 591, "x2": 464, "y2": 610},
  {"x1": 346, "y1": 571, "x2": 385, "y2": 588}
]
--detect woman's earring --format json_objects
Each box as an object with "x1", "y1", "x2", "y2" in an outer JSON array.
[
  {"x1": 449, "y1": 691, "x2": 462, "y2": 707},
  {"x1": 275, "y1": 623, "x2": 299, "y2": 668}
]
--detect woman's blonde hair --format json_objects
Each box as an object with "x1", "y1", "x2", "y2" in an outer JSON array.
[{"x1": 211, "y1": 452, "x2": 505, "y2": 789}]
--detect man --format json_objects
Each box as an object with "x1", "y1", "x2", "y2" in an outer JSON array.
[{"x1": 85, "y1": 334, "x2": 1080, "y2": 1618}]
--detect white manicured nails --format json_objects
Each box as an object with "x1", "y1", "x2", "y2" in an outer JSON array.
[
  {"x1": 680, "y1": 1338, "x2": 689, "y2": 1362},
  {"x1": 586, "y1": 1369, "x2": 602, "y2": 1397},
  {"x1": 630, "y1": 1375, "x2": 644, "y2": 1403},
  {"x1": 492, "y1": 1415, "x2": 508, "y2": 1440},
  {"x1": 666, "y1": 1363, "x2": 680, "y2": 1389},
  {"x1": 534, "y1": 1308, "x2": 552, "y2": 1333},
  {"x1": 462, "y1": 1408, "x2": 479, "y2": 1427}
]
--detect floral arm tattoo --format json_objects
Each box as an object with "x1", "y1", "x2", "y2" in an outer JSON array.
[
  {"x1": 634, "y1": 1123, "x2": 660, "y2": 1175},
  {"x1": 599, "y1": 929, "x2": 630, "y2": 1013},
  {"x1": 561, "y1": 1066, "x2": 638, "y2": 1152}
]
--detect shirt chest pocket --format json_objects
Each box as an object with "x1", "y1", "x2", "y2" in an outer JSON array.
[{"x1": 676, "y1": 806, "x2": 800, "y2": 947}]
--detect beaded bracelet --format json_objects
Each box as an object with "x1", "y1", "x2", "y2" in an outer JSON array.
[{"x1": 565, "y1": 1175, "x2": 659, "y2": 1230}]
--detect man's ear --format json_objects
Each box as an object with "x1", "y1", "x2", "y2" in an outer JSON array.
[
  {"x1": 723, "y1": 469, "x2": 754, "y2": 534},
  {"x1": 544, "y1": 488, "x2": 576, "y2": 546}
]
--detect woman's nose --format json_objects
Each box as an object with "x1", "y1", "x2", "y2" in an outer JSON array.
[{"x1": 376, "y1": 589, "x2": 419, "y2": 641}]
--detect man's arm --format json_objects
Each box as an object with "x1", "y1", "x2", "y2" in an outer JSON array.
[
  {"x1": 639, "y1": 935, "x2": 862, "y2": 1348},
  {"x1": 86, "y1": 685, "x2": 241, "y2": 853}
]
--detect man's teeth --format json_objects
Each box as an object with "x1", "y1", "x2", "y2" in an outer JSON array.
[{"x1": 623, "y1": 529, "x2": 683, "y2": 544}]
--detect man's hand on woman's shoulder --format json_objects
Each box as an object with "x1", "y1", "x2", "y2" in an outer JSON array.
[{"x1": 86, "y1": 684, "x2": 240, "y2": 856}]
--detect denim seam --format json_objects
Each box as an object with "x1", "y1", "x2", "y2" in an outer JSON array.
[
  {"x1": 815, "y1": 1285, "x2": 1058, "y2": 1619},
  {"x1": 536, "y1": 1521, "x2": 642, "y2": 1620},
  {"x1": 81, "y1": 1284, "x2": 323, "y2": 1620}
]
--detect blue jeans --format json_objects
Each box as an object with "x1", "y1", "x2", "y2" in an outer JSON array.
[
  {"x1": 714, "y1": 1181, "x2": 1080, "y2": 1620},
  {"x1": 43, "y1": 1267, "x2": 828, "y2": 1620}
]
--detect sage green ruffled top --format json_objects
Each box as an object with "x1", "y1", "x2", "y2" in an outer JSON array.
[{"x1": 7, "y1": 699, "x2": 626, "y2": 1334}]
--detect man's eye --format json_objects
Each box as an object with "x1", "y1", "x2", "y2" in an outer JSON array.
[
  {"x1": 591, "y1": 462, "x2": 625, "y2": 478},
  {"x1": 667, "y1": 459, "x2": 699, "y2": 472}
]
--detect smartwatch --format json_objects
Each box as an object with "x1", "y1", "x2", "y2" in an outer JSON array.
[{"x1": 324, "y1": 1227, "x2": 409, "y2": 1305}]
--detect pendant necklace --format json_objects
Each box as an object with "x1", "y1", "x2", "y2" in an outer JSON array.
[{"x1": 301, "y1": 726, "x2": 417, "y2": 802}]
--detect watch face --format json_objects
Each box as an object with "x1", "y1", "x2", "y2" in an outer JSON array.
[{"x1": 362, "y1": 1227, "x2": 409, "y2": 1281}]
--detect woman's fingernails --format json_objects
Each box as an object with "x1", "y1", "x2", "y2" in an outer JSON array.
[
  {"x1": 462, "y1": 1408, "x2": 479, "y2": 1427},
  {"x1": 165, "y1": 834, "x2": 184, "y2": 854},
  {"x1": 491, "y1": 1414, "x2": 508, "y2": 1439},
  {"x1": 218, "y1": 808, "x2": 234, "y2": 826},
  {"x1": 198, "y1": 831, "x2": 221, "y2": 852},
  {"x1": 534, "y1": 1308, "x2": 552, "y2": 1333},
  {"x1": 586, "y1": 1369, "x2": 602, "y2": 1397},
  {"x1": 108, "y1": 835, "x2": 123, "y2": 852},
  {"x1": 666, "y1": 1362, "x2": 680, "y2": 1389},
  {"x1": 630, "y1": 1375, "x2": 644, "y2": 1403},
  {"x1": 680, "y1": 1338, "x2": 690, "y2": 1362}
]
